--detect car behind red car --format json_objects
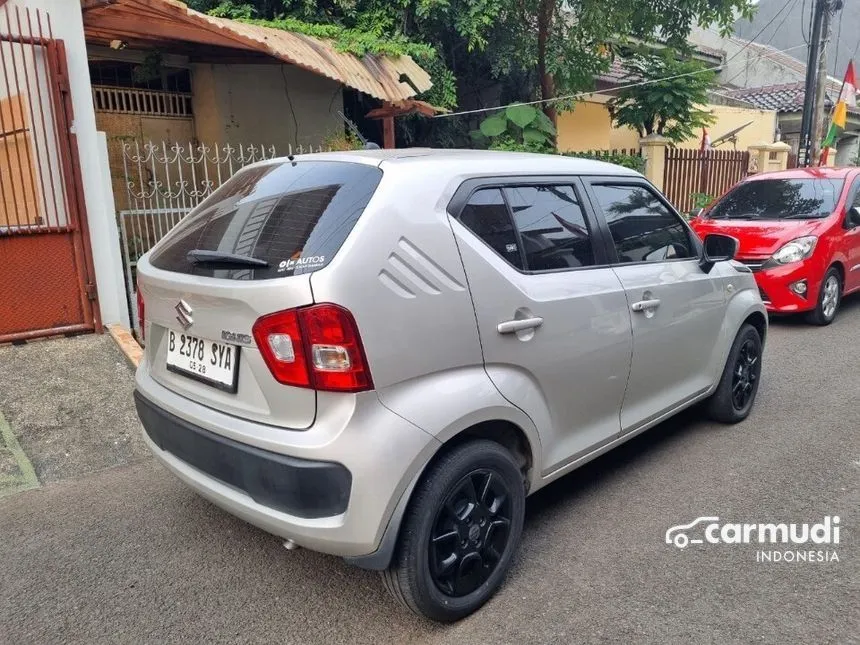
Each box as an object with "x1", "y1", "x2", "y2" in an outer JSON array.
[{"x1": 691, "y1": 167, "x2": 860, "y2": 325}]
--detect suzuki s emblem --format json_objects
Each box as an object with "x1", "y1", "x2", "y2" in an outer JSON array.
[{"x1": 175, "y1": 299, "x2": 193, "y2": 330}]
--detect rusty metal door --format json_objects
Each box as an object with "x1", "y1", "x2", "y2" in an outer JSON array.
[{"x1": 0, "y1": 7, "x2": 99, "y2": 343}]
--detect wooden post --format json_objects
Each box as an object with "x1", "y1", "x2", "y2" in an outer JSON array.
[{"x1": 382, "y1": 115, "x2": 395, "y2": 149}]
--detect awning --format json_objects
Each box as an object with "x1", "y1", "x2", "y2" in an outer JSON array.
[{"x1": 81, "y1": 0, "x2": 432, "y2": 103}]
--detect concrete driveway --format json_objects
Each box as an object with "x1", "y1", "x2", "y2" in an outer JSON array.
[{"x1": 1, "y1": 300, "x2": 858, "y2": 644}]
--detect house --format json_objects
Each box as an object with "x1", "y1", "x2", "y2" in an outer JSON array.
[
  {"x1": 0, "y1": 0, "x2": 433, "y2": 343},
  {"x1": 556, "y1": 50, "x2": 779, "y2": 154},
  {"x1": 81, "y1": 0, "x2": 433, "y2": 210},
  {"x1": 688, "y1": 27, "x2": 859, "y2": 163},
  {"x1": 723, "y1": 83, "x2": 860, "y2": 166}
]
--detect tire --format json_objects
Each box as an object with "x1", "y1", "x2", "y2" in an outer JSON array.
[
  {"x1": 706, "y1": 323, "x2": 763, "y2": 424},
  {"x1": 381, "y1": 440, "x2": 526, "y2": 622},
  {"x1": 806, "y1": 267, "x2": 842, "y2": 326}
]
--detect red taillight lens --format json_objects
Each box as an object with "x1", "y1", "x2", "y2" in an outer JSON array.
[
  {"x1": 252, "y1": 309, "x2": 311, "y2": 388},
  {"x1": 252, "y1": 304, "x2": 372, "y2": 392},
  {"x1": 300, "y1": 304, "x2": 373, "y2": 392},
  {"x1": 136, "y1": 286, "x2": 145, "y2": 341}
]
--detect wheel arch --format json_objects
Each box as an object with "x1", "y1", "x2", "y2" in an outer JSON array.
[
  {"x1": 829, "y1": 260, "x2": 846, "y2": 286},
  {"x1": 345, "y1": 415, "x2": 537, "y2": 571},
  {"x1": 742, "y1": 309, "x2": 767, "y2": 345}
]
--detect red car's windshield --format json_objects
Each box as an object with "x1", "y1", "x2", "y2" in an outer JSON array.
[{"x1": 707, "y1": 178, "x2": 844, "y2": 221}]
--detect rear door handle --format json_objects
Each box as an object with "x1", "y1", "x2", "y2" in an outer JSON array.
[
  {"x1": 631, "y1": 299, "x2": 661, "y2": 312},
  {"x1": 497, "y1": 317, "x2": 544, "y2": 334}
]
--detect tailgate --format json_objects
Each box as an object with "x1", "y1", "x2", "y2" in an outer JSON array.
[
  {"x1": 138, "y1": 262, "x2": 316, "y2": 429},
  {"x1": 134, "y1": 158, "x2": 383, "y2": 430}
]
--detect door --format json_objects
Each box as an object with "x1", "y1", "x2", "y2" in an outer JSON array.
[
  {"x1": 449, "y1": 180, "x2": 633, "y2": 473},
  {"x1": 844, "y1": 176, "x2": 860, "y2": 293},
  {"x1": 585, "y1": 180, "x2": 727, "y2": 432}
]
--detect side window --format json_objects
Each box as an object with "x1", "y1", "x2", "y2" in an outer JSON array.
[
  {"x1": 505, "y1": 185, "x2": 596, "y2": 270},
  {"x1": 852, "y1": 179, "x2": 860, "y2": 207},
  {"x1": 459, "y1": 188, "x2": 523, "y2": 269},
  {"x1": 590, "y1": 184, "x2": 695, "y2": 263}
]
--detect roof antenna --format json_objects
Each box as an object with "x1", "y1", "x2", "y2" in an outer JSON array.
[{"x1": 336, "y1": 110, "x2": 379, "y2": 150}]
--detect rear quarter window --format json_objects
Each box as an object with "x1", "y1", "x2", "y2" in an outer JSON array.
[{"x1": 148, "y1": 161, "x2": 382, "y2": 280}]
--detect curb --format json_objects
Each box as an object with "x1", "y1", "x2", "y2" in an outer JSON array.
[{"x1": 107, "y1": 324, "x2": 143, "y2": 368}]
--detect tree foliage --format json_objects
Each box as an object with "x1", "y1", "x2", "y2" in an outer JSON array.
[
  {"x1": 187, "y1": 0, "x2": 755, "y2": 143},
  {"x1": 607, "y1": 50, "x2": 716, "y2": 143},
  {"x1": 472, "y1": 104, "x2": 557, "y2": 149}
]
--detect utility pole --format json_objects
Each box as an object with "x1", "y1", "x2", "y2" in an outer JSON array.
[
  {"x1": 799, "y1": 0, "x2": 828, "y2": 166},
  {"x1": 811, "y1": 0, "x2": 843, "y2": 165}
]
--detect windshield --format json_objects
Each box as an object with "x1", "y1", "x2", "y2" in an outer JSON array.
[{"x1": 707, "y1": 178, "x2": 844, "y2": 220}]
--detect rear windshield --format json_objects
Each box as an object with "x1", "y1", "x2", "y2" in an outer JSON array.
[
  {"x1": 707, "y1": 178, "x2": 844, "y2": 220},
  {"x1": 148, "y1": 161, "x2": 382, "y2": 279}
]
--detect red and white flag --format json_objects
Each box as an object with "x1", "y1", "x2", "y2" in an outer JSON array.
[
  {"x1": 838, "y1": 60, "x2": 856, "y2": 108},
  {"x1": 700, "y1": 127, "x2": 712, "y2": 151}
]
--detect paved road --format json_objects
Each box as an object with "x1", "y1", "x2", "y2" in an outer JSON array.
[{"x1": 2, "y1": 300, "x2": 859, "y2": 644}]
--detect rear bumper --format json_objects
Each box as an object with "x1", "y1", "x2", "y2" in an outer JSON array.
[
  {"x1": 749, "y1": 260, "x2": 822, "y2": 313},
  {"x1": 135, "y1": 392, "x2": 351, "y2": 519},
  {"x1": 134, "y1": 364, "x2": 439, "y2": 558}
]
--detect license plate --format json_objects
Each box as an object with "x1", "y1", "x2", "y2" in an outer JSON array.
[{"x1": 166, "y1": 330, "x2": 239, "y2": 392}]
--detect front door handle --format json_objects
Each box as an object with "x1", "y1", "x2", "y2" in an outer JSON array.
[
  {"x1": 631, "y1": 298, "x2": 661, "y2": 312},
  {"x1": 497, "y1": 317, "x2": 544, "y2": 334}
]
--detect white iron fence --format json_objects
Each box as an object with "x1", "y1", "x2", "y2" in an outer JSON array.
[{"x1": 119, "y1": 139, "x2": 329, "y2": 334}]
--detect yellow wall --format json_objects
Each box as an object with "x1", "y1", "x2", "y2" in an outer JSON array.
[
  {"x1": 558, "y1": 97, "x2": 778, "y2": 153},
  {"x1": 556, "y1": 100, "x2": 613, "y2": 151}
]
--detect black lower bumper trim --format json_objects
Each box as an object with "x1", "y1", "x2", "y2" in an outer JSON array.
[{"x1": 134, "y1": 391, "x2": 351, "y2": 519}]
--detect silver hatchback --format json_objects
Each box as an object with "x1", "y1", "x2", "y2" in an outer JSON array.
[{"x1": 134, "y1": 149, "x2": 766, "y2": 621}]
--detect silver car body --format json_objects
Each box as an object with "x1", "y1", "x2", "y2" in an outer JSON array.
[{"x1": 135, "y1": 149, "x2": 766, "y2": 565}]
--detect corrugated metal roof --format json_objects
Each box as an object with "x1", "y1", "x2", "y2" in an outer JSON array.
[
  {"x1": 724, "y1": 82, "x2": 860, "y2": 115},
  {"x1": 83, "y1": 0, "x2": 432, "y2": 103},
  {"x1": 197, "y1": 12, "x2": 432, "y2": 102}
]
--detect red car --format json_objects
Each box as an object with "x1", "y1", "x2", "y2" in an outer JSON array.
[{"x1": 691, "y1": 167, "x2": 860, "y2": 325}]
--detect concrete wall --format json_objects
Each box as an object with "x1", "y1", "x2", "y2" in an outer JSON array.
[
  {"x1": 688, "y1": 27, "x2": 804, "y2": 89},
  {"x1": 94, "y1": 112, "x2": 195, "y2": 212},
  {"x1": 3, "y1": 0, "x2": 128, "y2": 327},
  {"x1": 191, "y1": 63, "x2": 344, "y2": 150},
  {"x1": 558, "y1": 97, "x2": 778, "y2": 152}
]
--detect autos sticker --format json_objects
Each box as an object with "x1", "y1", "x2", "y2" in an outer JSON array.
[{"x1": 278, "y1": 255, "x2": 327, "y2": 272}]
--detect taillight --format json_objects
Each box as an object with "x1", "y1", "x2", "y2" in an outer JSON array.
[
  {"x1": 252, "y1": 309, "x2": 311, "y2": 388},
  {"x1": 252, "y1": 304, "x2": 372, "y2": 392},
  {"x1": 136, "y1": 286, "x2": 145, "y2": 341}
]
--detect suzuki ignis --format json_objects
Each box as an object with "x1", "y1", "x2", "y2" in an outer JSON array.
[{"x1": 134, "y1": 150, "x2": 766, "y2": 621}]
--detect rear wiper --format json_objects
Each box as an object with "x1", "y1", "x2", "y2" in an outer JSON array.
[{"x1": 187, "y1": 249, "x2": 269, "y2": 267}]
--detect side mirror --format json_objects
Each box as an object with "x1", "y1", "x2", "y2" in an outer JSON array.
[
  {"x1": 845, "y1": 206, "x2": 860, "y2": 229},
  {"x1": 700, "y1": 233, "x2": 738, "y2": 273}
]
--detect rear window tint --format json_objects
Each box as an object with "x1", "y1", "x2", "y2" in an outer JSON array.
[{"x1": 148, "y1": 161, "x2": 382, "y2": 279}]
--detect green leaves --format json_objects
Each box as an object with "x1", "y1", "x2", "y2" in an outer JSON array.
[
  {"x1": 477, "y1": 105, "x2": 555, "y2": 150},
  {"x1": 506, "y1": 104, "x2": 538, "y2": 128},
  {"x1": 480, "y1": 115, "x2": 509, "y2": 137},
  {"x1": 607, "y1": 50, "x2": 716, "y2": 143},
  {"x1": 533, "y1": 110, "x2": 556, "y2": 135},
  {"x1": 522, "y1": 127, "x2": 548, "y2": 144}
]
